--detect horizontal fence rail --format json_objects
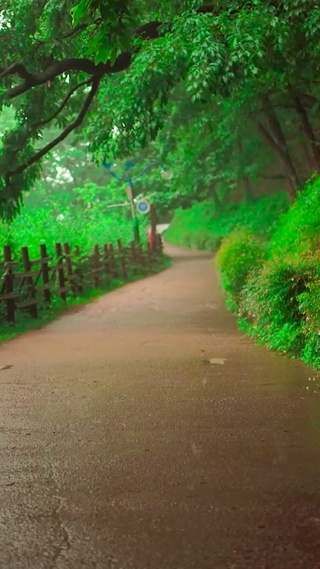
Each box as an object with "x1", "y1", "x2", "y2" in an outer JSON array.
[{"x1": 0, "y1": 235, "x2": 163, "y2": 324}]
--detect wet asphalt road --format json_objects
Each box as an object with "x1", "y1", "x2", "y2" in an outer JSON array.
[{"x1": 1, "y1": 245, "x2": 320, "y2": 569}]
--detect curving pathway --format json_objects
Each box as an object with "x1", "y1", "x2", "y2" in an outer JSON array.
[{"x1": 1, "y1": 245, "x2": 320, "y2": 569}]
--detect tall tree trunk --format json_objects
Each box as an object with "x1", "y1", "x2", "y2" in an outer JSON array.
[
  {"x1": 290, "y1": 91, "x2": 320, "y2": 172},
  {"x1": 260, "y1": 94, "x2": 300, "y2": 195},
  {"x1": 257, "y1": 122, "x2": 296, "y2": 200},
  {"x1": 258, "y1": 95, "x2": 300, "y2": 199}
]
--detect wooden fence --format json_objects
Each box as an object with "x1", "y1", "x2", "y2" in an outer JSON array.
[{"x1": 0, "y1": 236, "x2": 163, "y2": 324}]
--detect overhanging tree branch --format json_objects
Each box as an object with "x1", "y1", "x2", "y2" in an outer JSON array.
[
  {"x1": 0, "y1": 3, "x2": 215, "y2": 199},
  {"x1": 0, "y1": 6, "x2": 212, "y2": 99},
  {"x1": 257, "y1": 121, "x2": 298, "y2": 198},
  {"x1": 6, "y1": 75, "x2": 100, "y2": 184},
  {"x1": 32, "y1": 77, "x2": 94, "y2": 129},
  {"x1": 2, "y1": 78, "x2": 95, "y2": 170},
  {"x1": 1, "y1": 59, "x2": 99, "y2": 98},
  {"x1": 2, "y1": 53, "x2": 135, "y2": 99}
]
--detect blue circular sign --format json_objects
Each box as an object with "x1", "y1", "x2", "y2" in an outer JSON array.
[{"x1": 136, "y1": 200, "x2": 150, "y2": 214}]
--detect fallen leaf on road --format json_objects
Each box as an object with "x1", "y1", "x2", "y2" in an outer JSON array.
[
  {"x1": 0, "y1": 365, "x2": 13, "y2": 370},
  {"x1": 203, "y1": 358, "x2": 226, "y2": 365},
  {"x1": 209, "y1": 358, "x2": 226, "y2": 365}
]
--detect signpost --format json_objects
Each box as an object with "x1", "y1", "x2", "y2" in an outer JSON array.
[
  {"x1": 136, "y1": 200, "x2": 151, "y2": 214},
  {"x1": 103, "y1": 161, "x2": 172, "y2": 245}
]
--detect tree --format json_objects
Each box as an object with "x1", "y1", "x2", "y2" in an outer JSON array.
[
  {"x1": 1, "y1": 0, "x2": 320, "y2": 219},
  {"x1": 85, "y1": 0, "x2": 320, "y2": 202},
  {"x1": 0, "y1": 0, "x2": 214, "y2": 218}
]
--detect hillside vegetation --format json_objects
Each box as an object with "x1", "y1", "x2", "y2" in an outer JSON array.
[{"x1": 166, "y1": 181, "x2": 320, "y2": 369}]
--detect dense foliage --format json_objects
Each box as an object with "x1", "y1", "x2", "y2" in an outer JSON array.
[
  {"x1": 0, "y1": 181, "x2": 137, "y2": 258},
  {"x1": 167, "y1": 179, "x2": 320, "y2": 368},
  {"x1": 213, "y1": 178, "x2": 319, "y2": 368},
  {"x1": 240, "y1": 255, "x2": 319, "y2": 362},
  {"x1": 215, "y1": 230, "x2": 265, "y2": 312},
  {"x1": 1, "y1": 1, "x2": 320, "y2": 220}
]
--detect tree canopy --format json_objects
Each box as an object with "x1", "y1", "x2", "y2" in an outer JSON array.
[{"x1": 1, "y1": 0, "x2": 320, "y2": 219}]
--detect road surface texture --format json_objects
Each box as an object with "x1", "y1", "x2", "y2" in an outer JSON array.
[{"x1": 1, "y1": 245, "x2": 320, "y2": 569}]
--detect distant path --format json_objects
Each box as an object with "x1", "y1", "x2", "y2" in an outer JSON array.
[
  {"x1": 156, "y1": 223, "x2": 169, "y2": 234},
  {"x1": 1, "y1": 244, "x2": 320, "y2": 569}
]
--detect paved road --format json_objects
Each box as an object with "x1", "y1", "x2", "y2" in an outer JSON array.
[{"x1": 1, "y1": 245, "x2": 320, "y2": 569}]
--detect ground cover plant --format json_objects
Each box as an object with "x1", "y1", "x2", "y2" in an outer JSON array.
[{"x1": 167, "y1": 180, "x2": 320, "y2": 368}]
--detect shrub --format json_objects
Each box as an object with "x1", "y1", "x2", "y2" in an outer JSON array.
[
  {"x1": 215, "y1": 230, "x2": 266, "y2": 312},
  {"x1": 268, "y1": 176, "x2": 320, "y2": 258},
  {"x1": 298, "y1": 279, "x2": 320, "y2": 368},
  {"x1": 166, "y1": 179, "x2": 320, "y2": 369},
  {"x1": 240, "y1": 256, "x2": 320, "y2": 356}
]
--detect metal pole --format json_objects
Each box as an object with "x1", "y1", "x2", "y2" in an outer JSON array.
[{"x1": 128, "y1": 178, "x2": 140, "y2": 244}]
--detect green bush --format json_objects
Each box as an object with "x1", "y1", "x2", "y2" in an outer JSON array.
[
  {"x1": 268, "y1": 176, "x2": 320, "y2": 258},
  {"x1": 215, "y1": 230, "x2": 266, "y2": 312},
  {"x1": 298, "y1": 279, "x2": 320, "y2": 367},
  {"x1": 167, "y1": 180, "x2": 320, "y2": 368},
  {"x1": 239, "y1": 255, "x2": 320, "y2": 356}
]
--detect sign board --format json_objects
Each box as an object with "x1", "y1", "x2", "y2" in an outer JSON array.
[{"x1": 136, "y1": 200, "x2": 150, "y2": 214}]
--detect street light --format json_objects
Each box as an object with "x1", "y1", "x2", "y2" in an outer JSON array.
[
  {"x1": 103, "y1": 160, "x2": 173, "y2": 244},
  {"x1": 160, "y1": 167, "x2": 173, "y2": 181}
]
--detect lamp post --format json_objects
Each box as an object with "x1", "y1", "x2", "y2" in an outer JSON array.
[{"x1": 103, "y1": 160, "x2": 173, "y2": 244}]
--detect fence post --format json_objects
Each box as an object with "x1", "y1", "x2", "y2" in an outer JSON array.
[
  {"x1": 108, "y1": 243, "x2": 117, "y2": 278},
  {"x1": 117, "y1": 239, "x2": 128, "y2": 280},
  {"x1": 103, "y1": 244, "x2": 111, "y2": 280},
  {"x1": 92, "y1": 244, "x2": 101, "y2": 288},
  {"x1": 21, "y1": 246, "x2": 38, "y2": 318},
  {"x1": 3, "y1": 245, "x2": 15, "y2": 323},
  {"x1": 72, "y1": 246, "x2": 84, "y2": 293},
  {"x1": 39, "y1": 244, "x2": 51, "y2": 304},
  {"x1": 55, "y1": 243, "x2": 67, "y2": 301},
  {"x1": 63, "y1": 242, "x2": 76, "y2": 295}
]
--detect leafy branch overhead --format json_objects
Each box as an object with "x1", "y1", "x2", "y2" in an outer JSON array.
[
  {"x1": 0, "y1": 1, "x2": 213, "y2": 218},
  {"x1": 1, "y1": 0, "x2": 320, "y2": 219}
]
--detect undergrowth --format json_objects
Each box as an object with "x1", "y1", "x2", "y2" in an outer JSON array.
[{"x1": 166, "y1": 182, "x2": 320, "y2": 369}]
